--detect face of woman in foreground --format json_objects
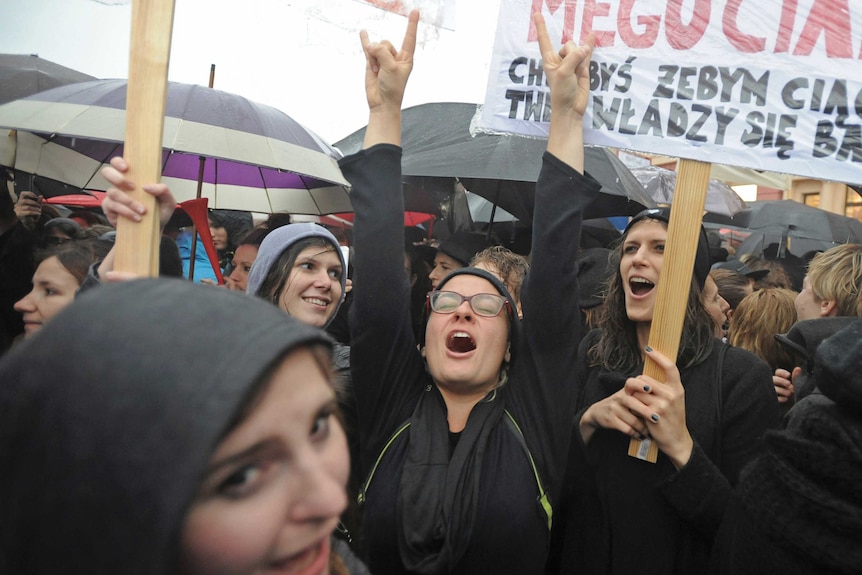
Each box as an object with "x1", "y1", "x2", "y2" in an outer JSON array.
[
  {"x1": 620, "y1": 219, "x2": 667, "y2": 324},
  {"x1": 13, "y1": 256, "x2": 80, "y2": 337},
  {"x1": 180, "y1": 347, "x2": 349, "y2": 575},
  {"x1": 278, "y1": 246, "x2": 343, "y2": 328}
]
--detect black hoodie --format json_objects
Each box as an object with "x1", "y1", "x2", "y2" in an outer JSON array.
[{"x1": 0, "y1": 278, "x2": 333, "y2": 574}]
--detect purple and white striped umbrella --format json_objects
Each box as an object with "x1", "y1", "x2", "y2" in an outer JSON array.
[{"x1": 0, "y1": 79, "x2": 350, "y2": 214}]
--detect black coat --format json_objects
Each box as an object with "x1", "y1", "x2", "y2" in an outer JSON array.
[
  {"x1": 710, "y1": 320, "x2": 862, "y2": 575},
  {"x1": 341, "y1": 144, "x2": 600, "y2": 575},
  {"x1": 551, "y1": 332, "x2": 779, "y2": 575}
]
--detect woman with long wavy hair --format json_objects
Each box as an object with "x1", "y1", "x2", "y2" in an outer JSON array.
[{"x1": 550, "y1": 208, "x2": 780, "y2": 575}]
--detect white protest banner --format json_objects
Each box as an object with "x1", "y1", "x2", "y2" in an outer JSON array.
[
  {"x1": 480, "y1": 0, "x2": 862, "y2": 184},
  {"x1": 353, "y1": 0, "x2": 456, "y2": 30}
]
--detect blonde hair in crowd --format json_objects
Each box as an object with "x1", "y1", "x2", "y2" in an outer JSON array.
[
  {"x1": 471, "y1": 245, "x2": 530, "y2": 308},
  {"x1": 806, "y1": 243, "x2": 862, "y2": 317},
  {"x1": 729, "y1": 288, "x2": 798, "y2": 371}
]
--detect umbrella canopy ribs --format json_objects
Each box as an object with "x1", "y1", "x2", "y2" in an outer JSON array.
[{"x1": 0, "y1": 79, "x2": 349, "y2": 214}]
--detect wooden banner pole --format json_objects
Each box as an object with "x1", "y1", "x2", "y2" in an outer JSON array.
[
  {"x1": 628, "y1": 158, "x2": 711, "y2": 463},
  {"x1": 114, "y1": 0, "x2": 176, "y2": 277}
]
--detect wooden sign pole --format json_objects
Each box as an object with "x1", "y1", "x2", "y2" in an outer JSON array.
[
  {"x1": 628, "y1": 158, "x2": 711, "y2": 463},
  {"x1": 114, "y1": 0, "x2": 176, "y2": 276}
]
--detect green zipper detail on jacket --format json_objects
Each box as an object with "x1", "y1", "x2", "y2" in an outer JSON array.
[
  {"x1": 358, "y1": 420, "x2": 412, "y2": 505},
  {"x1": 504, "y1": 409, "x2": 553, "y2": 531}
]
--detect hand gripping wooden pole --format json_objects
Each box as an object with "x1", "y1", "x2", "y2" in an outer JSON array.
[
  {"x1": 628, "y1": 158, "x2": 711, "y2": 463},
  {"x1": 114, "y1": 0, "x2": 176, "y2": 277}
]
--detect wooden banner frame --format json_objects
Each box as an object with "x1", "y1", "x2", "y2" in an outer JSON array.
[
  {"x1": 628, "y1": 158, "x2": 711, "y2": 463},
  {"x1": 114, "y1": 0, "x2": 176, "y2": 277}
]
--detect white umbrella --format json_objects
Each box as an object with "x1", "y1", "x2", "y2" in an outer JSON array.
[
  {"x1": 0, "y1": 79, "x2": 350, "y2": 214},
  {"x1": 631, "y1": 165, "x2": 746, "y2": 216}
]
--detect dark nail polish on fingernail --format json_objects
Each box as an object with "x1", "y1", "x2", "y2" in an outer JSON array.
[
  {"x1": 650, "y1": 413, "x2": 660, "y2": 423},
  {"x1": 643, "y1": 385, "x2": 651, "y2": 392},
  {"x1": 644, "y1": 346, "x2": 653, "y2": 352},
  {"x1": 639, "y1": 434, "x2": 646, "y2": 440}
]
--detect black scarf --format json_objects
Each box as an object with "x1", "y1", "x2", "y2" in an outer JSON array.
[{"x1": 397, "y1": 385, "x2": 506, "y2": 573}]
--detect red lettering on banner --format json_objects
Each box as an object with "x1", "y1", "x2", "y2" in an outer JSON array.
[
  {"x1": 528, "y1": 0, "x2": 577, "y2": 43},
  {"x1": 794, "y1": 0, "x2": 852, "y2": 57},
  {"x1": 362, "y1": 0, "x2": 405, "y2": 13},
  {"x1": 722, "y1": 0, "x2": 765, "y2": 52},
  {"x1": 773, "y1": 0, "x2": 798, "y2": 53},
  {"x1": 665, "y1": 0, "x2": 710, "y2": 50},
  {"x1": 525, "y1": 0, "x2": 859, "y2": 58},
  {"x1": 618, "y1": 0, "x2": 660, "y2": 49},
  {"x1": 582, "y1": 0, "x2": 615, "y2": 45}
]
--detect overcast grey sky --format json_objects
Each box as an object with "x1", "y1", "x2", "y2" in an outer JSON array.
[{"x1": 1, "y1": 0, "x2": 501, "y2": 143}]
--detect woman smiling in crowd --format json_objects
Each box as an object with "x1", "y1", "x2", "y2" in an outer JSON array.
[{"x1": 13, "y1": 240, "x2": 100, "y2": 338}]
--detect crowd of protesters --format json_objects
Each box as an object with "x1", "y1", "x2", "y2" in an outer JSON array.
[{"x1": 1, "y1": 10, "x2": 861, "y2": 575}]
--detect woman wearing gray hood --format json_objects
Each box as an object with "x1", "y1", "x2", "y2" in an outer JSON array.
[
  {"x1": 246, "y1": 222, "x2": 348, "y2": 330},
  {"x1": 0, "y1": 278, "x2": 367, "y2": 575}
]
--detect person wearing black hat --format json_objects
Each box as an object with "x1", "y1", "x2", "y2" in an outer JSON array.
[
  {"x1": 711, "y1": 258, "x2": 770, "y2": 283},
  {"x1": 575, "y1": 247, "x2": 614, "y2": 332},
  {"x1": 340, "y1": 13, "x2": 600, "y2": 575},
  {"x1": 772, "y1": 316, "x2": 860, "y2": 404},
  {"x1": 428, "y1": 230, "x2": 495, "y2": 289},
  {"x1": 549, "y1": 207, "x2": 779, "y2": 575},
  {"x1": 711, "y1": 319, "x2": 862, "y2": 575}
]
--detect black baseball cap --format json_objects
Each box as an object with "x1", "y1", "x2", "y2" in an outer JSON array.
[{"x1": 711, "y1": 259, "x2": 770, "y2": 281}]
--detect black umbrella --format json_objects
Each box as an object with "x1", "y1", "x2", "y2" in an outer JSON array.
[
  {"x1": 335, "y1": 102, "x2": 655, "y2": 223},
  {"x1": 705, "y1": 199, "x2": 862, "y2": 257},
  {"x1": 0, "y1": 54, "x2": 95, "y2": 105},
  {"x1": 0, "y1": 55, "x2": 97, "y2": 193}
]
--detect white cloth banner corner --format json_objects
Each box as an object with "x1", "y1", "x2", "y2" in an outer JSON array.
[{"x1": 480, "y1": 0, "x2": 862, "y2": 185}]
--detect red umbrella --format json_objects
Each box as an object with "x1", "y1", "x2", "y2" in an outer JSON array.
[
  {"x1": 43, "y1": 191, "x2": 106, "y2": 208},
  {"x1": 43, "y1": 192, "x2": 224, "y2": 284},
  {"x1": 333, "y1": 211, "x2": 435, "y2": 228}
]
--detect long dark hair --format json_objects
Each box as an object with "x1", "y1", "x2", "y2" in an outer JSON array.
[{"x1": 588, "y1": 218, "x2": 716, "y2": 373}]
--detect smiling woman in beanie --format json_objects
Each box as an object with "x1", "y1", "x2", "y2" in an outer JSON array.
[{"x1": 245, "y1": 222, "x2": 347, "y2": 330}]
